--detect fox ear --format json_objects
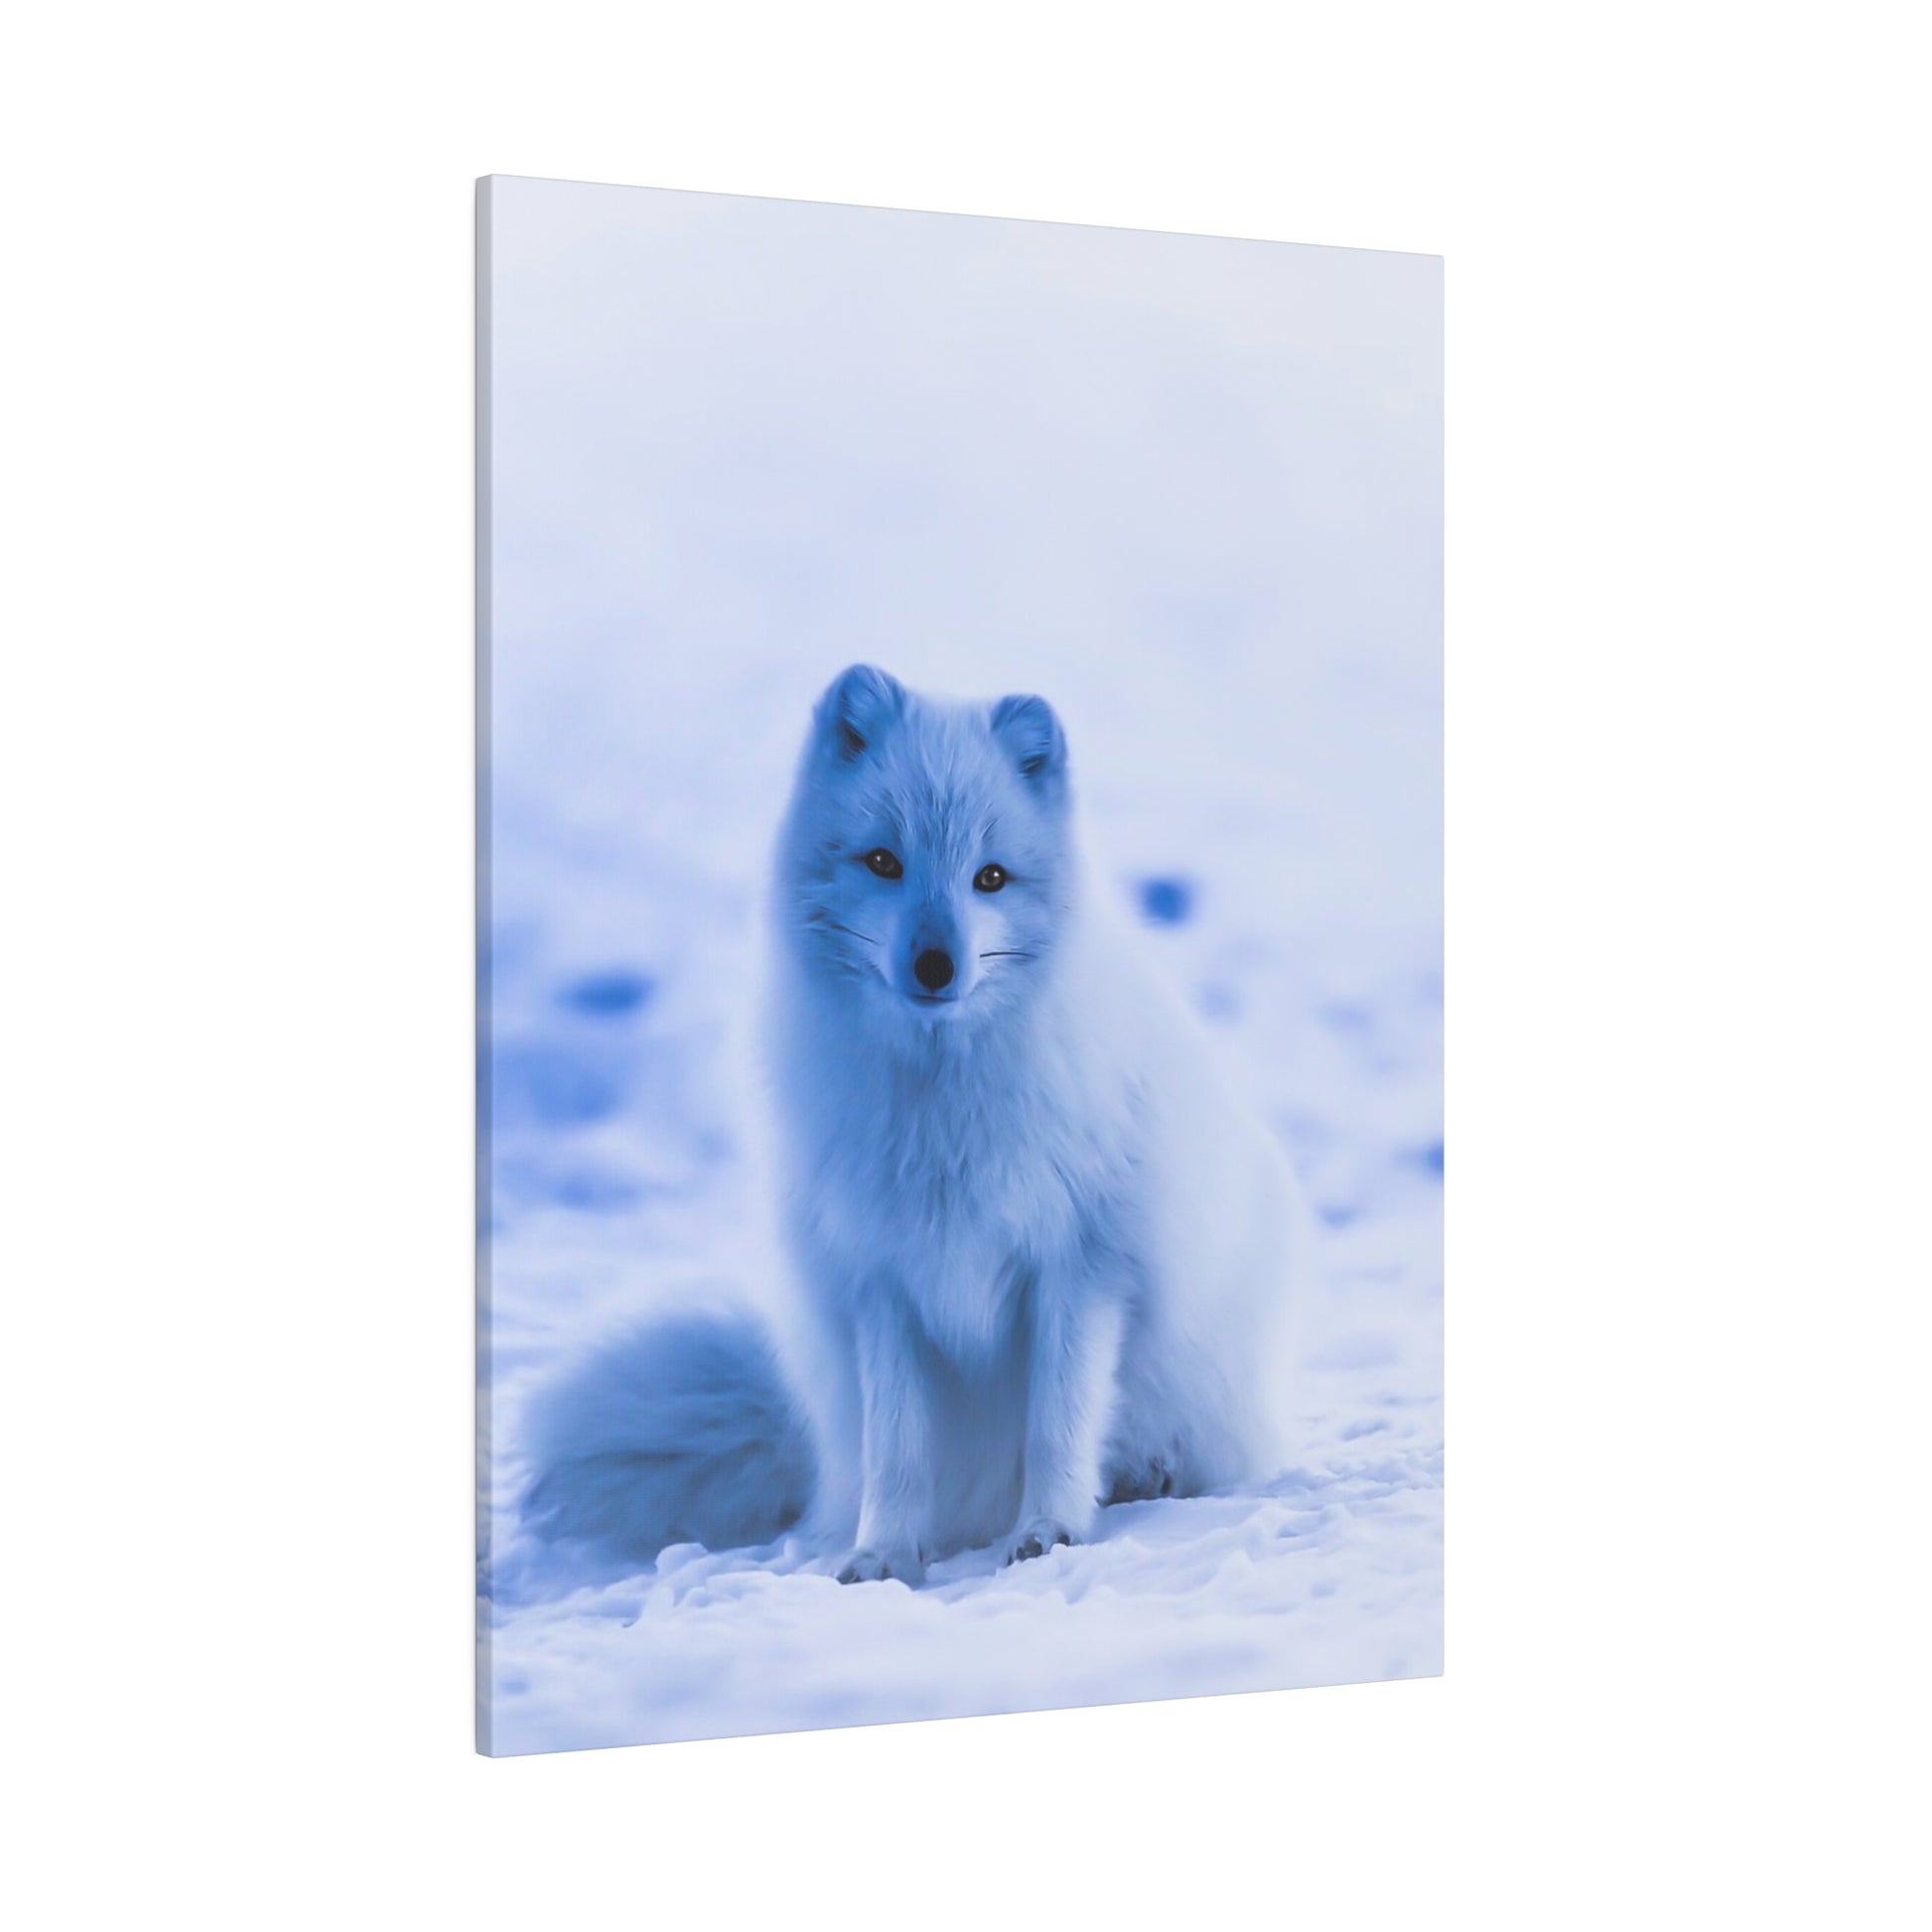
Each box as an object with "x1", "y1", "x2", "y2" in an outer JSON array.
[
  {"x1": 815, "y1": 664, "x2": 904, "y2": 761},
  {"x1": 991, "y1": 693, "x2": 1066, "y2": 791}
]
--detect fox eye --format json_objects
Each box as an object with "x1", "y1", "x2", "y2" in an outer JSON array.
[
  {"x1": 973, "y1": 864, "x2": 1009, "y2": 894},
  {"x1": 862, "y1": 848, "x2": 903, "y2": 880}
]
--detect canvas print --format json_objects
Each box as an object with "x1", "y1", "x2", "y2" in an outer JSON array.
[{"x1": 477, "y1": 175, "x2": 1443, "y2": 1754}]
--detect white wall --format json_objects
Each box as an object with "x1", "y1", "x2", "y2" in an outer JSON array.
[{"x1": 5, "y1": 3, "x2": 1925, "y2": 1924}]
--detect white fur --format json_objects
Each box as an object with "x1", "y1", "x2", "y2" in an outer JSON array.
[{"x1": 766, "y1": 665, "x2": 1308, "y2": 1584}]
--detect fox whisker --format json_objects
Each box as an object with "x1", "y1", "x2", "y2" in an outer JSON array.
[
  {"x1": 979, "y1": 950, "x2": 1036, "y2": 960},
  {"x1": 819, "y1": 919, "x2": 879, "y2": 945}
]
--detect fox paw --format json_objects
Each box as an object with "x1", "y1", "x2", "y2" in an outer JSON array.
[
  {"x1": 1004, "y1": 1519, "x2": 1075, "y2": 1566},
  {"x1": 836, "y1": 1546, "x2": 924, "y2": 1587}
]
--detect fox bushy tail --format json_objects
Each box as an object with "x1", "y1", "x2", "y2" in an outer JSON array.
[{"x1": 519, "y1": 1311, "x2": 815, "y2": 1563}]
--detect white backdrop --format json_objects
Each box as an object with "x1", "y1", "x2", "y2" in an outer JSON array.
[{"x1": 4, "y1": 2, "x2": 1926, "y2": 1925}]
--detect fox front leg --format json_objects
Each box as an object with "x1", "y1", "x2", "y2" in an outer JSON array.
[
  {"x1": 836, "y1": 1301, "x2": 933, "y2": 1586},
  {"x1": 1006, "y1": 1287, "x2": 1127, "y2": 1566}
]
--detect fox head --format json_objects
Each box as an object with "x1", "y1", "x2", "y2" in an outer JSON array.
[{"x1": 776, "y1": 664, "x2": 1074, "y2": 1025}]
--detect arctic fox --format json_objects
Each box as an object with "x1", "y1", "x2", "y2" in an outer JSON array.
[{"x1": 520, "y1": 665, "x2": 1309, "y2": 1585}]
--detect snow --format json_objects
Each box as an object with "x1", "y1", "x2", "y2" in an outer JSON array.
[{"x1": 480, "y1": 176, "x2": 1443, "y2": 1754}]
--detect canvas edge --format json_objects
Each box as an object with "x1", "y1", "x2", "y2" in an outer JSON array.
[{"x1": 474, "y1": 173, "x2": 496, "y2": 1759}]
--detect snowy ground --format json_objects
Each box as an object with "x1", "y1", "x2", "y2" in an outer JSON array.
[{"x1": 480, "y1": 178, "x2": 1442, "y2": 1754}]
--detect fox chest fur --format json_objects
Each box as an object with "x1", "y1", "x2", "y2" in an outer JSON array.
[{"x1": 780, "y1": 1013, "x2": 1142, "y2": 1362}]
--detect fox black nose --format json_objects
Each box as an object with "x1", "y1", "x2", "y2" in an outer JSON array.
[{"x1": 913, "y1": 948, "x2": 955, "y2": 993}]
